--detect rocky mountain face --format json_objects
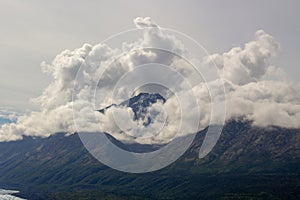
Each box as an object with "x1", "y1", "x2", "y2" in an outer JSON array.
[
  {"x1": 0, "y1": 93, "x2": 299, "y2": 199},
  {"x1": 98, "y1": 92, "x2": 166, "y2": 126}
]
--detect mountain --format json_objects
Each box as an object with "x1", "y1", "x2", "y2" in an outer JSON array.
[
  {"x1": 0, "y1": 117, "x2": 13, "y2": 126},
  {"x1": 0, "y1": 122, "x2": 299, "y2": 199},
  {"x1": 98, "y1": 92, "x2": 166, "y2": 126},
  {"x1": 0, "y1": 93, "x2": 299, "y2": 199}
]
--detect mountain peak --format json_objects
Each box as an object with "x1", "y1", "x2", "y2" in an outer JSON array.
[{"x1": 98, "y1": 93, "x2": 166, "y2": 126}]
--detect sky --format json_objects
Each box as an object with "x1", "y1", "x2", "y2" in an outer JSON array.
[
  {"x1": 0, "y1": 7, "x2": 299, "y2": 143},
  {"x1": 0, "y1": 0, "x2": 299, "y2": 111}
]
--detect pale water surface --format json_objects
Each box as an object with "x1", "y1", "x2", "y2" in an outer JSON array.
[{"x1": 0, "y1": 189, "x2": 26, "y2": 200}]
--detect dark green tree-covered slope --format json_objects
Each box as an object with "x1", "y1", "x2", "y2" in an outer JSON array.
[{"x1": 0, "y1": 120, "x2": 299, "y2": 199}]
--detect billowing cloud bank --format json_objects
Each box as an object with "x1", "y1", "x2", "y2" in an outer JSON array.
[{"x1": 0, "y1": 17, "x2": 299, "y2": 143}]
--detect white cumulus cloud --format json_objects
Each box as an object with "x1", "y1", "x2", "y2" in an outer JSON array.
[{"x1": 0, "y1": 17, "x2": 299, "y2": 143}]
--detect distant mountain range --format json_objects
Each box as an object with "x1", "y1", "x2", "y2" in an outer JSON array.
[
  {"x1": 0, "y1": 93, "x2": 299, "y2": 199},
  {"x1": 0, "y1": 117, "x2": 13, "y2": 127}
]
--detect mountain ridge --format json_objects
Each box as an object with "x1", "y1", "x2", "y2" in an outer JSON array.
[
  {"x1": 0, "y1": 93, "x2": 299, "y2": 199},
  {"x1": 0, "y1": 120, "x2": 299, "y2": 199}
]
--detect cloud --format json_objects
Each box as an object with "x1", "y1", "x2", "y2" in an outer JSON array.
[
  {"x1": 208, "y1": 30, "x2": 280, "y2": 85},
  {"x1": 206, "y1": 30, "x2": 300, "y2": 128},
  {"x1": 226, "y1": 80, "x2": 300, "y2": 128},
  {"x1": 0, "y1": 17, "x2": 299, "y2": 143},
  {"x1": 134, "y1": 17, "x2": 158, "y2": 28},
  {"x1": 0, "y1": 107, "x2": 21, "y2": 121}
]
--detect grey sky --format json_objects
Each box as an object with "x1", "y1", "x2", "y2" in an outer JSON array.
[{"x1": 0, "y1": 0, "x2": 299, "y2": 110}]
